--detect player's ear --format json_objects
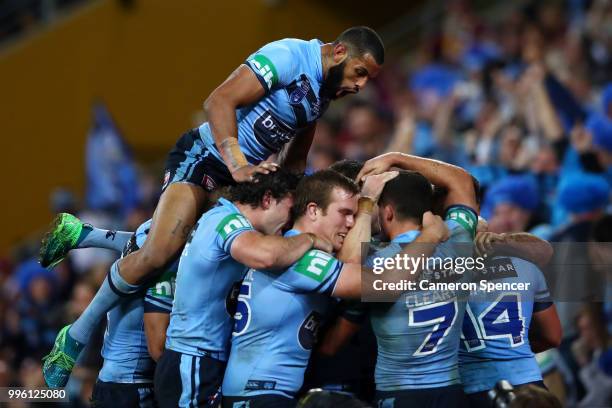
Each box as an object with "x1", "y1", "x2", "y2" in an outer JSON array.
[
  {"x1": 383, "y1": 204, "x2": 394, "y2": 223},
  {"x1": 306, "y1": 202, "x2": 319, "y2": 221},
  {"x1": 333, "y1": 42, "x2": 349, "y2": 64},
  {"x1": 261, "y1": 191, "x2": 273, "y2": 210}
]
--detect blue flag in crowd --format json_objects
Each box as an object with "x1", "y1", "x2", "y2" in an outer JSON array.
[{"x1": 85, "y1": 102, "x2": 141, "y2": 217}]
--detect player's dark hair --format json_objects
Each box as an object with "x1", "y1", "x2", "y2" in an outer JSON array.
[
  {"x1": 335, "y1": 26, "x2": 385, "y2": 65},
  {"x1": 330, "y1": 159, "x2": 364, "y2": 181},
  {"x1": 379, "y1": 170, "x2": 433, "y2": 224},
  {"x1": 291, "y1": 170, "x2": 360, "y2": 220},
  {"x1": 228, "y1": 168, "x2": 301, "y2": 208}
]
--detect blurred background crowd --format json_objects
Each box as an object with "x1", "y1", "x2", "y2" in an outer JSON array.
[{"x1": 1, "y1": 0, "x2": 612, "y2": 406}]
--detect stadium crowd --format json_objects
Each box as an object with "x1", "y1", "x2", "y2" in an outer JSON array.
[{"x1": 1, "y1": 0, "x2": 612, "y2": 406}]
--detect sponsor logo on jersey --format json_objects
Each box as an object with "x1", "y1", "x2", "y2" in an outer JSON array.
[
  {"x1": 216, "y1": 213, "x2": 252, "y2": 241},
  {"x1": 298, "y1": 311, "x2": 323, "y2": 350},
  {"x1": 249, "y1": 54, "x2": 278, "y2": 90},
  {"x1": 245, "y1": 380, "x2": 277, "y2": 391},
  {"x1": 253, "y1": 111, "x2": 295, "y2": 152},
  {"x1": 295, "y1": 250, "x2": 335, "y2": 282},
  {"x1": 150, "y1": 271, "x2": 176, "y2": 299},
  {"x1": 476, "y1": 257, "x2": 519, "y2": 280},
  {"x1": 225, "y1": 281, "x2": 242, "y2": 317}
]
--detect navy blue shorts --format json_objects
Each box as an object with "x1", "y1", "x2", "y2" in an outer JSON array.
[
  {"x1": 154, "y1": 348, "x2": 225, "y2": 408},
  {"x1": 163, "y1": 129, "x2": 235, "y2": 192},
  {"x1": 376, "y1": 385, "x2": 469, "y2": 408},
  {"x1": 222, "y1": 394, "x2": 295, "y2": 408},
  {"x1": 91, "y1": 380, "x2": 156, "y2": 408}
]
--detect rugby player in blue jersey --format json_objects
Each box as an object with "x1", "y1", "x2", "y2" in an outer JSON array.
[
  {"x1": 459, "y1": 229, "x2": 562, "y2": 408},
  {"x1": 221, "y1": 169, "x2": 450, "y2": 408},
  {"x1": 153, "y1": 169, "x2": 335, "y2": 408},
  {"x1": 320, "y1": 153, "x2": 479, "y2": 408},
  {"x1": 91, "y1": 220, "x2": 177, "y2": 408},
  {"x1": 41, "y1": 27, "x2": 385, "y2": 387}
]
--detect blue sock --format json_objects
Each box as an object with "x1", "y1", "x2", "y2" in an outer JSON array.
[
  {"x1": 68, "y1": 260, "x2": 141, "y2": 344},
  {"x1": 76, "y1": 225, "x2": 133, "y2": 253}
]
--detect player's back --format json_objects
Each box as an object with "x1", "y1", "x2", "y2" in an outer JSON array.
[
  {"x1": 165, "y1": 198, "x2": 251, "y2": 360},
  {"x1": 369, "y1": 210, "x2": 476, "y2": 392},
  {"x1": 370, "y1": 238, "x2": 469, "y2": 390},
  {"x1": 459, "y1": 256, "x2": 551, "y2": 394},
  {"x1": 222, "y1": 231, "x2": 343, "y2": 398},
  {"x1": 200, "y1": 38, "x2": 329, "y2": 164}
]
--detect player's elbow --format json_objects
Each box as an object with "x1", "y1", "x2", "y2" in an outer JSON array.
[{"x1": 203, "y1": 94, "x2": 217, "y2": 116}]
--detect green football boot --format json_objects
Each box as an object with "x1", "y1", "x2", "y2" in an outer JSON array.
[
  {"x1": 41, "y1": 325, "x2": 84, "y2": 388},
  {"x1": 39, "y1": 213, "x2": 85, "y2": 269}
]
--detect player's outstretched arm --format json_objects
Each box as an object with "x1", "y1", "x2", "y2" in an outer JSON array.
[
  {"x1": 229, "y1": 231, "x2": 331, "y2": 271},
  {"x1": 476, "y1": 231, "x2": 554, "y2": 268},
  {"x1": 204, "y1": 65, "x2": 275, "y2": 182},
  {"x1": 337, "y1": 171, "x2": 399, "y2": 264},
  {"x1": 332, "y1": 212, "x2": 449, "y2": 299},
  {"x1": 358, "y1": 152, "x2": 476, "y2": 210},
  {"x1": 529, "y1": 305, "x2": 562, "y2": 353}
]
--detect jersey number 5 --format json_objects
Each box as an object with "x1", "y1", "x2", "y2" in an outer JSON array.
[{"x1": 233, "y1": 282, "x2": 252, "y2": 336}]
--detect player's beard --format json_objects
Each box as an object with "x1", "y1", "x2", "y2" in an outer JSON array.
[{"x1": 320, "y1": 60, "x2": 346, "y2": 100}]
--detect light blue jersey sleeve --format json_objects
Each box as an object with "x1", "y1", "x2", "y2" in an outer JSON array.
[
  {"x1": 214, "y1": 212, "x2": 255, "y2": 254},
  {"x1": 280, "y1": 249, "x2": 343, "y2": 295},
  {"x1": 523, "y1": 259, "x2": 553, "y2": 313},
  {"x1": 144, "y1": 270, "x2": 177, "y2": 314},
  {"x1": 245, "y1": 40, "x2": 298, "y2": 93}
]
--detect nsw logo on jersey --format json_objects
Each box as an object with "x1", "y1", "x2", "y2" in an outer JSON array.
[
  {"x1": 216, "y1": 214, "x2": 252, "y2": 241},
  {"x1": 248, "y1": 54, "x2": 278, "y2": 90},
  {"x1": 295, "y1": 250, "x2": 335, "y2": 282},
  {"x1": 289, "y1": 78, "x2": 311, "y2": 104},
  {"x1": 298, "y1": 311, "x2": 324, "y2": 350},
  {"x1": 253, "y1": 111, "x2": 295, "y2": 152}
]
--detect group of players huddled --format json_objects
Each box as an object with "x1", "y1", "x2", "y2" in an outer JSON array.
[{"x1": 37, "y1": 27, "x2": 563, "y2": 407}]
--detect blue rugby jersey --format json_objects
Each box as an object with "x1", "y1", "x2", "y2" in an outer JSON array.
[
  {"x1": 98, "y1": 220, "x2": 177, "y2": 383},
  {"x1": 164, "y1": 198, "x2": 253, "y2": 361},
  {"x1": 368, "y1": 206, "x2": 478, "y2": 391},
  {"x1": 199, "y1": 38, "x2": 329, "y2": 164},
  {"x1": 222, "y1": 229, "x2": 343, "y2": 398},
  {"x1": 459, "y1": 256, "x2": 552, "y2": 394}
]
